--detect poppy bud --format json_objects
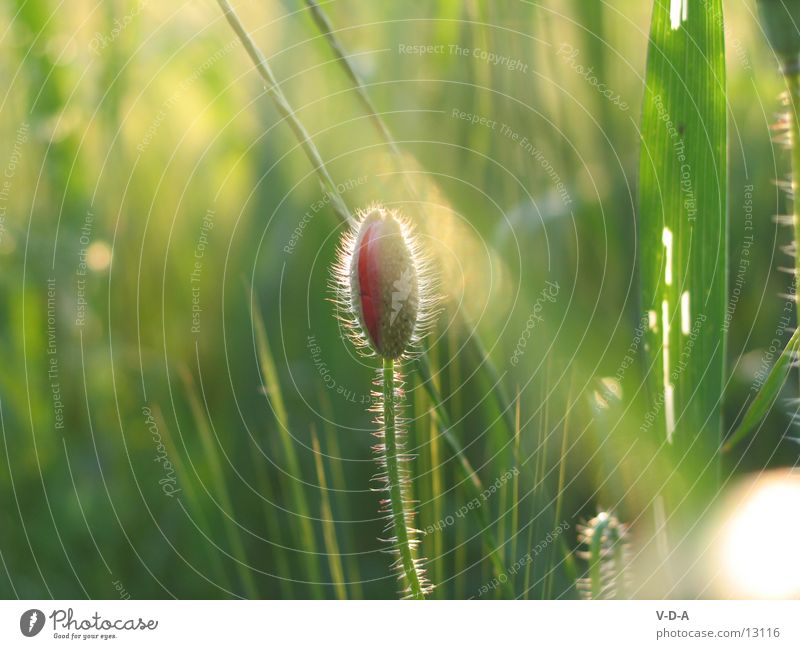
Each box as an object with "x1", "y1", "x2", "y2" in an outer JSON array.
[{"x1": 334, "y1": 206, "x2": 434, "y2": 359}]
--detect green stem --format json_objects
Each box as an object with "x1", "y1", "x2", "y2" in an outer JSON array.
[{"x1": 382, "y1": 357, "x2": 425, "y2": 599}]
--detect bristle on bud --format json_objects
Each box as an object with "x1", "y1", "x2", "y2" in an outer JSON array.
[{"x1": 333, "y1": 205, "x2": 436, "y2": 359}]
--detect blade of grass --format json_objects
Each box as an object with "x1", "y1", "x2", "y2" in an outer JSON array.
[
  {"x1": 638, "y1": 0, "x2": 727, "y2": 502},
  {"x1": 153, "y1": 405, "x2": 235, "y2": 595},
  {"x1": 304, "y1": 0, "x2": 398, "y2": 156},
  {"x1": 533, "y1": 384, "x2": 550, "y2": 599},
  {"x1": 182, "y1": 369, "x2": 259, "y2": 598},
  {"x1": 524, "y1": 368, "x2": 549, "y2": 598},
  {"x1": 252, "y1": 304, "x2": 324, "y2": 597},
  {"x1": 416, "y1": 360, "x2": 513, "y2": 597},
  {"x1": 454, "y1": 513, "x2": 466, "y2": 599},
  {"x1": 510, "y1": 390, "x2": 521, "y2": 589},
  {"x1": 723, "y1": 325, "x2": 800, "y2": 452},
  {"x1": 544, "y1": 381, "x2": 572, "y2": 600},
  {"x1": 467, "y1": 330, "x2": 517, "y2": 438},
  {"x1": 310, "y1": 427, "x2": 347, "y2": 599},
  {"x1": 302, "y1": 0, "x2": 428, "y2": 223},
  {"x1": 427, "y1": 392, "x2": 444, "y2": 596},
  {"x1": 249, "y1": 472, "x2": 294, "y2": 599},
  {"x1": 242, "y1": 419, "x2": 294, "y2": 599},
  {"x1": 215, "y1": 0, "x2": 353, "y2": 226},
  {"x1": 317, "y1": 390, "x2": 364, "y2": 598}
]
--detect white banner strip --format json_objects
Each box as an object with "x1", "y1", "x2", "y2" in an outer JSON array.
[{"x1": 1, "y1": 600, "x2": 797, "y2": 647}]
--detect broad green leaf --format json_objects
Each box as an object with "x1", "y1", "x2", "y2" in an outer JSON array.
[{"x1": 639, "y1": 1, "x2": 726, "y2": 483}]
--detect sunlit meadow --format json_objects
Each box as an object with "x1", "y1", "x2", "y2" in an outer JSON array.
[{"x1": 1, "y1": 0, "x2": 799, "y2": 600}]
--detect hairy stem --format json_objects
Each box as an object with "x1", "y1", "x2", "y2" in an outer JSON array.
[
  {"x1": 788, "y1": 73, "x2": 800, "y2": 327},
  {"x1": 382, "y1": 357, "x2": 425, "y2": 599}
]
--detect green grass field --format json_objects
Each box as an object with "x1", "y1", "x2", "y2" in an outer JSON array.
[{"x1": 1, "y1": 0, "x2": 800, "y2": 600}]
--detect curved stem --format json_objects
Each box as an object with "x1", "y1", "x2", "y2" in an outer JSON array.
[
  {"x1": 215, "y1": 0, "x2": 353, "y2": 226},
  {"x1": 382, "y1": 357, "x2": 425, "y2": 599}
]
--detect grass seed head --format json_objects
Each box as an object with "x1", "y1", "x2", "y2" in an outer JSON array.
[{"x1": 576, "y1": 511, "x2": 630, "y2": 600}]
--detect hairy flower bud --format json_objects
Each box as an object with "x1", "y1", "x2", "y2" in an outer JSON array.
[{"x1": 333, "y1": 206, "x2": 434, "y2": 359}]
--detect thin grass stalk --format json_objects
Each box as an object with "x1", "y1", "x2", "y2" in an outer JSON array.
[
  {"x1": 724, "y1": 325, "x2": 800, "y2": 451},
  {"x1": 522, "y1": 520, "x2": 535, "y2": 599},
  {"x1": 510, "y1": 392, "x2": 521, "y2": 590},
  {"x1": 544, "y1": 373, "x2": 575, "y2": 599},
  {"x1": 252, "y1": 307, "x2": 324, "y2": 597},
  {"x1": 468, "y1": 329, "x2": 517, "y2": 438},
  {"x1": 534, "y1": 398, "x2": 549, "y2": 599},
  {"x1": 317, "y1": 391, "x2": 364, "y2": 598},
  {"x1": 544, "y1": 413, "x2": 570, "y2": 600},
  {"x1": 304, "y1": 0, "x2": 399, "y2": 156},
  {"x1": 215, "y1": 0, "x2": 352, "y2": 226},
  {"x1": 311, "y1": 428, "x2": 347, "y2": 599},
  {"x1": 497, "y1": 475, "x2": 508, "y2": 567},
  {"x1": 155, "y1": 406, "x2": 235, "y2": 595},
  {"x1": 244, "y1": 430, "x2": 294, "y2": 598},
  {"x1": 182, "y1": 370, "x2": 259, "y2": 598},
  {"x1": 428, "y1": 391, "x2": 443, "y2": 595},
  {"x1": 525, "y1": 362, "x2": 549, "y2": 599},
  {"x1": 522, "y1": 372, "x2": 548, "y2": 598},
  {"x1": 415, "y1": 355, "x2": 513, "y2": 596}
]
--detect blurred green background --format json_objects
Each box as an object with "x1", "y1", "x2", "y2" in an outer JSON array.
[{"x1": 0, "y1": 0, "x2": 796, "y2": 599}]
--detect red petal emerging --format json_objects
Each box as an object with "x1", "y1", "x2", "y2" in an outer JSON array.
[{"x1": 357, "y1": 220, "x2": 382, "y2": 350}]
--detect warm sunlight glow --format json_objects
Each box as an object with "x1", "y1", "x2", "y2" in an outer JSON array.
[{"x1": 718, "y1": 471, "x2": 800, "y2": 598}]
